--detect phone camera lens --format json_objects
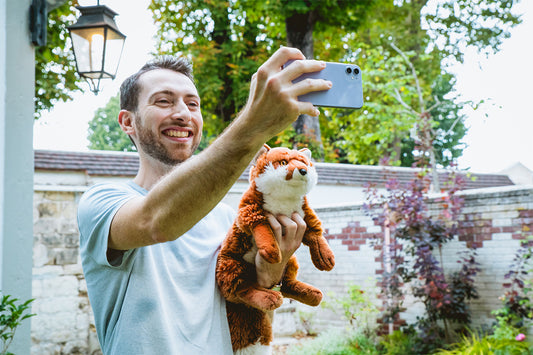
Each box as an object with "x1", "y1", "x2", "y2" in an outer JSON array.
[
  {"x1": 354, "y1": 68, "x2": 360, "y2": 75},
  {"x1": 346, "y1": 67, "x2": 352, "y2": 74}
]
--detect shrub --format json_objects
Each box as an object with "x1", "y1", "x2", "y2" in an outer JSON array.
[
  {"x1": 434, "y1": 330, "x2": 533, "y2": 355},
  {"x1": 0, "y1": 293, "x2": 35, "y2": 355},
  {"x1": 321, "y1": 282, "x2": 380, "y2": 337},
  {"x1": 286, "y1": 329, "x2": 379, "y2": 355}
]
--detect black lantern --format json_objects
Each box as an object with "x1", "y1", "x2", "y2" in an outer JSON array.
[{"x1": 68, "y1": 1, "x2": 126, "y2": 94}]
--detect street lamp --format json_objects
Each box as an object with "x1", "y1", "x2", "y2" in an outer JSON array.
[{"x1": 68, "y1": 1, "x2": 126, "y2": 94}]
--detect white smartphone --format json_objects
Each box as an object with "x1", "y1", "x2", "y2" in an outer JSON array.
[{"x1": 284, "y1": 60, "x2": 364, "y2": 109}]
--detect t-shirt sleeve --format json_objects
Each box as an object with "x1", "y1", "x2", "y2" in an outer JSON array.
[{"x1": 78, "y1": 183, "x2": 138, "y2": 268}]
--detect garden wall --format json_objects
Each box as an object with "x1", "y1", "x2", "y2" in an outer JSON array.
[
  {"x1": 30, "y1": 185, "x2": 533, "y2": 354},
  {"x1": 288, "y1": 185, "x2": 533, "y2": 335}
]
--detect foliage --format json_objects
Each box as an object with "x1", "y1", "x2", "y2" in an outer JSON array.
[
  {"x1": 434, "y1": 329, "x2": 533, "y2": 355},
  {"x1": 365, "y1": 162, "x2": 481, "y2": 353},
  {"x1": 147, "y1": 0, "x2": 520, "y2": 164},
  {"x1": 321, "y1": 282, "x2": 379, "y2": 337},
  {"x1": 287, "y1": 328, "x2": 379, "y2": 355},
  {"x1": 35, "y1": 0, "x2": 83, "y2": 119},
  {"x1": 493, "y1": 234, "x2": 533, "y2": 329},
  {"x1": 0, "y1": 293, "x2": 35, "y2": 355},
  {"x1": 88, "y1": 94, "x2": 136, "y2": 152},
  {"x1": 378, "y1": 330, "x2": 418, "y2": 355},
  {"x1": 297, "y1": 310, "x2": 317, "y2": 337}
]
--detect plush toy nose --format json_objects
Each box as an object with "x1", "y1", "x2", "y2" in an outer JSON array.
[{"x1": 299, "y1": 168, "x2": 307, "y2": 176}]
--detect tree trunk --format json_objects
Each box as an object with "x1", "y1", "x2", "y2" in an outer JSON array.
[
  {"x1": 211, "y1": 3, "x2": 235, "y2": 124},
  {"x1": 285, "y1": 10, "x2": 323, "y2": 153}
]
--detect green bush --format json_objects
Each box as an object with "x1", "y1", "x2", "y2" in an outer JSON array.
[
  {"x1": 287, "y1": 329, "x2": 379, "y2": 355},
  {"x1": 378, "y1": 330, "x2": 418, "y2": 355},
  {"x1": 434, "y1": 330, "x2": 533, "y2": 355},
  {"x1": 0, "y1": 293, "x2": 35, "y2": 355}
]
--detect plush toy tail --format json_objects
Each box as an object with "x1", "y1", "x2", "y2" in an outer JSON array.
[{"x1": 226, "y1": 302, "x2": 274, "y2": 352}]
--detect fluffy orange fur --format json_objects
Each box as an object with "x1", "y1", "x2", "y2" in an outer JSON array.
[{"x1": 216, "y1": 145, "x2": 335, "y2": 352}]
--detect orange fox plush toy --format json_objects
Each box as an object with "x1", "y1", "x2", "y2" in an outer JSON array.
[{"x1": 216, "y1": 145, "x2": 335, "y2": 354}]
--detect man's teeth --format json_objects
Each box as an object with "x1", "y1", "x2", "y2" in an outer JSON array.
[{"x1": 165, "y1": 130, "x2": 188, "y2": 138}]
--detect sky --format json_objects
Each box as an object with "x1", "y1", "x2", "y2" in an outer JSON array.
[{"x1": 33, "y1": 0, "x2": 533, "y2": 174}]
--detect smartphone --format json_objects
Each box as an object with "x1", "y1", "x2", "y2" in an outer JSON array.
[{"x1": 284, "y1": 60, "x2": 364, "y2": 109}]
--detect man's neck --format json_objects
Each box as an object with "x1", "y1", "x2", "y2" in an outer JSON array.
[{"x1": 134, "y1": 154, "x2": 177, "y2": 190}]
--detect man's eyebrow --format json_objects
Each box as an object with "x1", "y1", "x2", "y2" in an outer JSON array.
[{"x1": 149, "y1": 90, "x2": 200, "y2": 101}]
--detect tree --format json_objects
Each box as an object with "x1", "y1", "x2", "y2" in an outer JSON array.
[
  {"x1": 148, "y1": 0, "x2": 520, "y2": 165},
  {"x1": 87, "y1": 94, "x2": 136, "y2": 152},
  {"x1": 35, "y1": 0, "x2": 84, "y2": 118},
  {"x1": 279, "y1": 0, "x2": 377, "y2": 147}
]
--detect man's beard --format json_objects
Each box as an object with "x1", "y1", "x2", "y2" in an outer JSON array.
[{"x1": 135, "y1": 116, "x2": 199, "y2": 167}]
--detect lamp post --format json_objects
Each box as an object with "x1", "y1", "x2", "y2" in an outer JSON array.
[{"x1": 68, "y1": 1, "x2": 126, "y2": 94}]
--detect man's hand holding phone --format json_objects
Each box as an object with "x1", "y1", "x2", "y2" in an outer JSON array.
[{"x1": 284, "y1": 60, "x2": 364, "y2": 109}]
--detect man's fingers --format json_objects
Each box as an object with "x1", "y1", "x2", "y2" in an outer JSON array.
[
  {"x1": 262, "y1": 46, "x2": 305, "y2": 73},
  {"x1": 281, "y1": 59, "x2": 326, "y2": 82},
  {"x1": 290, "y1": 212, "x2": 306, "y2": 244},
  {"x1": 266, "y1": 213, "x2": 282, "y2": 241},
  {"x1": 276, "y1": 214, "x2": 297, "y2": 237}
]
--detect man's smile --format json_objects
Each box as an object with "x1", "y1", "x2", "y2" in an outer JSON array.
[{"x1": 163, "y1": 129, "x2": 192, "y2": 139}]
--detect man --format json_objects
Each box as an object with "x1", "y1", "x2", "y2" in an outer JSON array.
[{"x1": 77, "y1": 47, "x2": 331, "y2": 354}]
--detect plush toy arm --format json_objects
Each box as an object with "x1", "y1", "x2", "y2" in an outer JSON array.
[
  {"x1": 237, "y1": 203, "x2": 281, "y2": 264},
  {"x1": 302, "y1": 199, "x2": 335, "y2": 271}
]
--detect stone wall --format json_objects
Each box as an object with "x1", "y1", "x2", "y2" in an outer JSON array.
[
  {"x1": 31, "y1": 185, "x2": 533, "y2": 353},
  {"x1": 32, "y1": 189, "x2": 101, "y2": 355}
]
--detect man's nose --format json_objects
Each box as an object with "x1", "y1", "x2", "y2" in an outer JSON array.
[{"x1": 170, "y1": 99, "x2": 191, "y2": 122}]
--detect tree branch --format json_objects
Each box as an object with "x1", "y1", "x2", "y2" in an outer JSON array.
[{"x1": 390, "y1": 41, "x2": 425, "y2": 113}]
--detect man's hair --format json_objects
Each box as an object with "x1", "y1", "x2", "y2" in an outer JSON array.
[{"x1": 120, "y1": 56, "x2": 194, "y2": 112}]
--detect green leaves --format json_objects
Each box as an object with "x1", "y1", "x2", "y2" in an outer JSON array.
[
  {"x1": 35, "y1": 0, "x2": 83, "y2": 119},
  {"x1": 88, "y1": 94, "x2": 136, "y2": 152},
  {"x1": 0, "y1": 293, "x2": 35, "y2": 355},
  {"x1": 146, "y1": 0, "x2": 520, "y2": 166}
]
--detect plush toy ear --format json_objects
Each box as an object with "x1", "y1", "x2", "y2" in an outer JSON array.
[
  {"x1": 249, "y1": 145, "x2": 269, "y2": 182},
  {"x1": 252, "y1": 145, "x2": 269, "y2": 165},
  {"x1": 299, "y1": 148, "x2": 312, "y2": 161}
]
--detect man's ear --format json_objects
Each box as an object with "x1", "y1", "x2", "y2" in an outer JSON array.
[{"x1": 118, "y1": 110, "x2": 135, "y2": 135}]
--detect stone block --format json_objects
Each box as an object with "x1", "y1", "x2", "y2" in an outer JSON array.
[
  {"x1": 33, "y1": 242, "x2": 50, "y2": 267},
  {"x1": 51, "y1": 248, "x2": 78, "y2": 265}
]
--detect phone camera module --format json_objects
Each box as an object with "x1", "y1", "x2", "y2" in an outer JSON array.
[
  {"x1": 345, "y1": 67, "x2": 352, "y2": 74},
  {"x1": 354, "y1": 68, "x2": 360, "y2": 75}
]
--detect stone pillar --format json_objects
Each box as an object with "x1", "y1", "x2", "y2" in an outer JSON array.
[{"x1": 0, "y1": 0, "x2": 35, "y2": 353}]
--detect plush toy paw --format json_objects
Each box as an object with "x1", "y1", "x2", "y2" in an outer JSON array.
[
  {"x1": 237, "y1": 287, "x2": 283, "y2": 312},
  {"x1": 253, "y1": 223, "x2": 282, "y2": 264},
  {"x1": 310, "y1": 244, "x2": 335, "y2": 271},
  {"x1": 281, "y1": 280, "x2": 323, "y2": 307},
  {"x1": 258, "y1": 247, "x2": 282, "y2": 264}
]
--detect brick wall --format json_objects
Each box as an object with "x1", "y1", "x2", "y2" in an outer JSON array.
[
  {"x1": 31, "y1": 186, "x2": 533, "y2": 353},
  {"x1": 288, "y1": 186, "x2": 533, "y2": 334}
]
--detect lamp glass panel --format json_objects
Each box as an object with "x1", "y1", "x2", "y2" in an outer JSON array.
[
  {"x1": 70, "y1": 27, "x2": 105, "y2": 75},
  {"x1": 103, "y1": 28, "x2": 125, "y2": 77}
]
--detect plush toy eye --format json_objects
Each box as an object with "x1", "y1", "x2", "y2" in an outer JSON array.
[{"x1": 279, "y1": 160, "x2": 288, "y2": 166}]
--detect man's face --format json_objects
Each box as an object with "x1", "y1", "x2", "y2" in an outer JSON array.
[{"x1": 132, "y1": 68, "x2": 203, "y2": 166}]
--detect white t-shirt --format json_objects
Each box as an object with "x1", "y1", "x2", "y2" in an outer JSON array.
[{"x1": 77, "y1": 181, "x2": 234, "y2": 354}]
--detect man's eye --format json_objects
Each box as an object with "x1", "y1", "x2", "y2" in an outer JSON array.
[{"x1": 156, "y1": 99, "x2": 171, "y2": 105}]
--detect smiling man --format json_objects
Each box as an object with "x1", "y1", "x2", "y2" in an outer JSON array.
[{"x1": 77, "y1": 47, "x2": 331, "y2": 354}]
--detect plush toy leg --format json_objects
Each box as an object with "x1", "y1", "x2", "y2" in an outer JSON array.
[
  {"x1": 280, "y1": 256, "x2": 323, "y2": 306},
  {"x1": 253, "y1": 223, "x2": 281, "y2": 264},
  {"x1": 227, "y1": 302, "x2": 273, "y2": 352},
  {"x1": 217, "y1": 252, "x2": 283, "y2": 311},
  {"x1": 306, "y1": 236, "x2": 335, "y2": 271}
]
